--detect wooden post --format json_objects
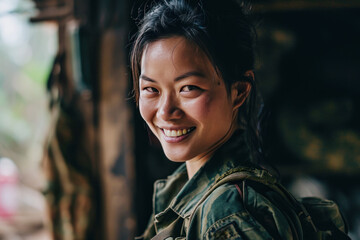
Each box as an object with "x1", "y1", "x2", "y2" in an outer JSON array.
[
  {"x1": 30, "y1": 0, "x2": 136, "y2": 239},
  {"x1": 98, "y1": 26, "x2": 136, "y2": 240}
]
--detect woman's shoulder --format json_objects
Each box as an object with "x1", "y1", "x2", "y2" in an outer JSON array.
[
  {"x1": 199, "y1": 183, "x2": 245, "y2": 219},
  {"x1": 188, "y1": 183, "x2": 279, "y2": 240}
]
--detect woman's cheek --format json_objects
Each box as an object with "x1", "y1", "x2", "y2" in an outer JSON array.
[
  {"x1": 139, "y1": 98, "x2": 154, "y2": 123},
  {"x1": 184, "y1": 95, "x2": 212, "y2": 118}
]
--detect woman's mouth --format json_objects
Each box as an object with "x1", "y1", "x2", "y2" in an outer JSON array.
[
  {"x1": 161, "y1": 127, "x2": 196, "y2": 142},
  {"x1": 163, "y1": 127, "x2": 195, "y2": 137}
]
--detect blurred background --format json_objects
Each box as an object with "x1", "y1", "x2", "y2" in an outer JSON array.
[{"x1": 0, "y1": 0, "x2": 359, "y2": 239}]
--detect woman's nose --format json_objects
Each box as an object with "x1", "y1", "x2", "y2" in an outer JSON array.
[{"x1": 157, "y1": 94, "x2": 183, "y2": 121}]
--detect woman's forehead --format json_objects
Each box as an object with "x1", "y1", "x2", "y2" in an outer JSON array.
[
  {"x1": 141, "y1": 36, "x2": 215, "y2": 75},
  {"x1": 144, "y1": 37, "x2": 202, "y2": 60}
]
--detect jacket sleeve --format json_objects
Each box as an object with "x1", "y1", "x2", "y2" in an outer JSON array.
[
  {"x1": 203, "y1": 211, "x2": 275, "y2": 240},
  {"x1": 187, "y1": 183, "x2": 291, "y2": 240}
]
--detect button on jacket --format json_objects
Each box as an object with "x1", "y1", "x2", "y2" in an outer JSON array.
[{"x1": 137, "y1": 131, "x2": 294, "y2": 240}]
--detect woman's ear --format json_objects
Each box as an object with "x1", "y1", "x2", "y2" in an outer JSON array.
[{"x1": 231, "y1": 70, "x2": 254, "y2": 110}]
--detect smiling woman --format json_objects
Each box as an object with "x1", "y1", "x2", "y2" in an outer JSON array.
[
  {"x1": 130, "y1": 0, "x2": 350, "y2": 239},
  {"x1": 138, "y1": 37, "x2": 247, "y2": 177}
]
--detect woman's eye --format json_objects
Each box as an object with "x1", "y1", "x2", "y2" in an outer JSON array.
[
  {"x1": 143, "y1": 87, "x2": 158, "y2": 93},
  {"x1": 180, "y1": 85, "x2": 203, "y2": 98},
  {"x1": 181, "y1": 85, "x2": 200, "y2": 92}
]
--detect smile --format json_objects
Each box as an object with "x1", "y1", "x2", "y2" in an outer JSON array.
[{"x1": 162, "y1": 127, "x2": 195, "y2": 137}]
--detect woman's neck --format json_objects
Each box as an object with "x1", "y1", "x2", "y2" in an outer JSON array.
[{"x1": 185, "y1": 121, "x2": 238, "y2": 179}]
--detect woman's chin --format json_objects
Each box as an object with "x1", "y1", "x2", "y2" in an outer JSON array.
[
  {"x1": 163, "y1": 150, "x2": 193, "y2": 163},
  {"x1": 164, "y1": 155, "x2": 187, "y2": 163}
]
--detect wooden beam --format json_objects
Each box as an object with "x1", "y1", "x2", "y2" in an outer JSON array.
[{"x1": 254, "y1": 1, "x2": 360, "y2": 12}]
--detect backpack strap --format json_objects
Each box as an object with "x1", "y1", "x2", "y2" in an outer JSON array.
[{"x1": 150, "y1": 216, "x2": 185, "y2": 240}]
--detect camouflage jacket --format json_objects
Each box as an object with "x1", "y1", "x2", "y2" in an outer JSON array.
[{"x1": 136, "y1": 131, "x2": 347, "y2": 240}]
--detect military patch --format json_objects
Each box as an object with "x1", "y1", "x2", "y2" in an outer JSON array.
[{"x1": 211, "y1": 223, "x2": 241, "y2": 240}]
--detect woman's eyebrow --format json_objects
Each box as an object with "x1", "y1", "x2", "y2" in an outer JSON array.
[
  {"x1": 139, "y1": 74, "x2": 156, "y2": 82},
  {"x1": 140, "y1": 71, "x2": 206, "y2": 83},
  {"x1": 174, "y1": 71, "x2": 205, "y2": 82}
]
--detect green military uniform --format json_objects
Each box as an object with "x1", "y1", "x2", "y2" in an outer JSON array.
[{"x1": 136, "y1": 131, "x2": 348, "y2": 240}]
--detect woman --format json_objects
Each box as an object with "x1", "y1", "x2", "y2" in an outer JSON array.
[{"x1": 130, "y1": 0, "x2": 349, "y2": 239}]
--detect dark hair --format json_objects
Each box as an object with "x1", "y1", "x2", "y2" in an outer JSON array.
[{"x1": 130, "y1": 0, "x2": 264, "y2": 164}]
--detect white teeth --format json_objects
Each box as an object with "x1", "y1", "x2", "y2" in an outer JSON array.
[{"x1": 163, "y1": 128, "x2": 192, "y2": 137}]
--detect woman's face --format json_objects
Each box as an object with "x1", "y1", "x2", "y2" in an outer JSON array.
[{"x1": 139, "y1": 36, "x2": 236, "y2": 163}]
